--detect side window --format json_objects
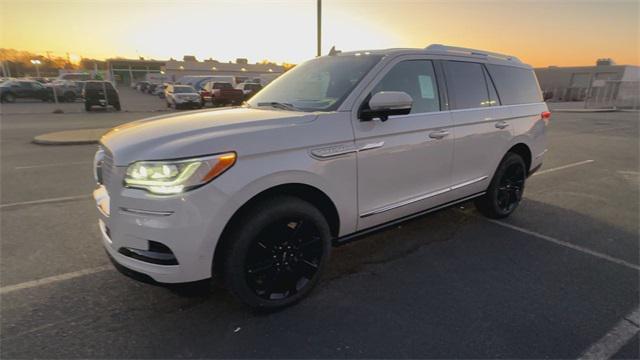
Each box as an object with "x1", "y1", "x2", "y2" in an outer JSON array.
[
  {"x1": 370, "y1": 60, "x2": 440, "y2": 114},
  {"x1": 485, "y1": 64, "x2": 543, "y2": 105},
  {"x1": 483, "y1": 66, "x2": 500, "y2": 106},
  {"x1": 444, "y1": 61, "x2": 490, "y2": 109}
]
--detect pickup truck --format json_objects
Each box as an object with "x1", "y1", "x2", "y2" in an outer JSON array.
[{"x1": 200, "y1": 81, "x2": 244, "y2": 106}]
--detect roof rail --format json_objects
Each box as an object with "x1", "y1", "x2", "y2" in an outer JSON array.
[{"x1": 426, "y1": 44, "x2": 521, "y2": 63}]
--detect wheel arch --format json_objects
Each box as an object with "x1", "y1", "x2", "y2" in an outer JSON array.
[
  {"x1": 506, "y1": 142, "x2": 532, "y2": 174},
  {"x1": 212, "y1": 182, "x2": 340, "y2": 273}
]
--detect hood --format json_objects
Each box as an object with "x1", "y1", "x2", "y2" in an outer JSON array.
[{"x1": 101, "y1": 107, "x2": 317, "y2": 165}]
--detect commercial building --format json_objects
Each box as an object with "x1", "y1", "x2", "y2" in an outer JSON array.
[
  {"x1": 162, "y1": 56, "x2": 284, "y2": 84},
  {"x1": 535, "y1": 59, "x2": 640, "y2": 109},
  {"x1": 106, "y1": 58, "x2": 166, "y2": 86}
]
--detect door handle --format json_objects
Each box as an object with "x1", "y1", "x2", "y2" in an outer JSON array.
[
  {"x1": 429, "y1": 130, "x2": 450, "y2": 139},
  {"x1": 495, "y1": 121, "x2": 509, "y2": 129}
]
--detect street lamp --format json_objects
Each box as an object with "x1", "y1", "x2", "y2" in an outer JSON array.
[{"x1": 30, "y1": 59, "x2": 41, "y2": 77}]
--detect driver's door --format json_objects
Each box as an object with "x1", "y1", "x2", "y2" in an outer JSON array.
[{"x1": 353, "y1": 58, "x2": 454, "y2": 230}]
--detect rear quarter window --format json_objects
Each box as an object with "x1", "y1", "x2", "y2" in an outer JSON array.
[
  {"x1": 444, "y1": 61, "x2": 491, "y2": 110},
  {"x1": 486, "y1": 64, "x2": 543, "y2": 105}
]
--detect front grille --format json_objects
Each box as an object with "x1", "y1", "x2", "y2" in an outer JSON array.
[{"x1": 102, "y1": 149, "x2": 114, "y2": 186}]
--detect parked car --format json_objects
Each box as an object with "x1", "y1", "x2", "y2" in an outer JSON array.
[
  {"x1": 83, "y1": 81, "x2": 121, "y2": 111},
  {"x1": 29, "y1": 77, "x2": 52, "y2": 84},
  {"x1": 200, "y1": 81, "x2": 244, "y2": 106},
  {"x1": 135, "y1": 81, "x2": 151, "y2": 92},
  {"x1": 94, "y1": 44, "x2": 549, "y2": 309},
  {"x1": 0, "y1": 79, "x2": 51, "y2": 102},
  {"x1": 46, "y1": 79, "x2": 82, "y2": 102},
  {"x1": 165, "y1": 84, "x2": 202, "y2": 109},
  {"x1": 146, "y1": 83, "x2": 160, "y2": 94},
  {"x1": 176, "y1": 75, "x2": 236, "y2": 90},
  {"x1": 154, "y1": 83, "x2": 168, "y2": 98},
  {"x1": 56, "y1": 73, "x2": 90, "y2": 82},
  {"x1": 236, "y1": 82, "x2": 263, "y2": 100}
]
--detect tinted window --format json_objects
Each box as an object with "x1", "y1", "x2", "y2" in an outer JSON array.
[
  {"x1": 444, "y1": 61, "x2": 490, "y2": 109},
  {"x1": 371, "y1": 60, "x2": 440, "y2": 114},
  {"x1": 85, "y1": 82, "x2": 114, "y2": 90},
  {"x1": 485, "y1": 64, "x2": 543, "y2": 105}
]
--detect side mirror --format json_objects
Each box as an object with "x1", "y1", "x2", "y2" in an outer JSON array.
[{"x1": 360, "y1": 91, "x2": 413, "y2": 121}]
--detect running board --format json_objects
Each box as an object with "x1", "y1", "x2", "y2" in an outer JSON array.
[{"x1": 334, "y1": 192, "x2": 485, "y2": 246}]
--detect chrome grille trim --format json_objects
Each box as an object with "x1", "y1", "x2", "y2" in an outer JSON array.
[{"x1": 101, "y1": 149, "x2": 114, "y2": 187}]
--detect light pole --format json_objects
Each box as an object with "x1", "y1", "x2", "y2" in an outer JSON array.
[
  {"x1": 317, "y1": 0, "x2": 322, "y2": 57},
  {"x1": 30, "y1": 59, "x2": 41, "y2": 77}
]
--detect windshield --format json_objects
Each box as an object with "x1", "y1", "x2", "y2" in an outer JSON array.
[
  {"x1": 248, "y1": 54, "x2": 382, "y2": 111},
  {"x1": 174, "y1": 86, "x2": 195, "y2": 93}
]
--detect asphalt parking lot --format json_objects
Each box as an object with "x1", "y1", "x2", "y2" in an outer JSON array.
[{"x1": 1, "y1": 93, "x2": 638, "y2": 358}]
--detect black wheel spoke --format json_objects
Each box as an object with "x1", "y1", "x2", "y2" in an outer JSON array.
[
  {"x1": 495, "y1": 161, "x2": 526, "y2": 212},
  {"x1": 244, "y1": 216, "x2": 324, "y2": 301}
]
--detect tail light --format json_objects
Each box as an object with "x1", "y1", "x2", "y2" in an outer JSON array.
[{"x1": 541, "y1": 111, "x2": 551, "y2": 124}]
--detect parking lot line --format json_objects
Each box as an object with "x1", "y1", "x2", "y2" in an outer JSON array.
[
  {"x1": 0, "y1": 265, "x2": 112, "y2": 295},
  {"x1": 533, "y1": 160, "x2": 595, "y2": 176},
  {"x1": 14, "y1": 161, "x2": 93, "y2": 170},
  {"x1": 0, "y1": 194, "x2": 91, "y2": 209},
  {"x1": 485, "y1": 218, "x2": 640, "y2": 271},
  {"x1": 578, "y1": 307, "x2": 640, "y2": 360}
]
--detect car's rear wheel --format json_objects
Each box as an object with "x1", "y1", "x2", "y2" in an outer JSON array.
[
  {"x1": 84, "y1": 103, "x2": 92, "y2": 112},
  {"x1": 475, "y1": 152, "x2": 526, "y2": 219},
  {"x1": 222, "y1": 196, "x2": 331, "y2": 309}
]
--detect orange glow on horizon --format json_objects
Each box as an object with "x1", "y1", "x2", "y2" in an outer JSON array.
[{"x1": 1, "y1": 0, "x2": 637, "y2": 67}]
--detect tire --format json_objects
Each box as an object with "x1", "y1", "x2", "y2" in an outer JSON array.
[
  {"x1": 64, "y1": 92, "x2": 75, "y2": 102},
  {"x1": 475, "y1": 152, "x2": 527, "y2": 219},
  {"x1": 114, "y1": 102, "x2": 121, "y2": 111},
  {"x1": 2, "y1": 93, "x2": 15, "y2": 103},
  {"x1": 85, "y1": 103, "x2": 92, "y2": 112},
  {"x1": 166, "y1": 101, "x2": 171, "y2": 108},
  {"x1": 222, "y1": 196, "x2": 331, "y2": 309}
]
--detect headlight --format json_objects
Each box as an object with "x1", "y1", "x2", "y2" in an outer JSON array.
[{"x1": 124, "y1": 152, "x2": 236, "y2": 194}]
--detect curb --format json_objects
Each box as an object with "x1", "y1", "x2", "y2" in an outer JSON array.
[{"x1": 33, "y1": 128, "x2": 110, "y2": 145}]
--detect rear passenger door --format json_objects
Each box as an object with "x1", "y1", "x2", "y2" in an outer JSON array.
[
  {"x1": 443, "y1": 61, "x2": 512, "y2": 197},
  {"x1": 354, "y1": 58, "x2": 454, "y2": 230}
]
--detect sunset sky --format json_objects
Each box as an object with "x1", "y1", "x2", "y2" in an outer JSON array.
[{"x1": 1, "y1": 0, "x2": 638, "y2": 67}]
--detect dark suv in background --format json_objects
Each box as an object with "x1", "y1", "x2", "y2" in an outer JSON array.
[
  {"x1": 0, "y1": 79, "x2": 52, "y2": 103},
  {"x1": 82, "y1": 81, "x2": 121, "y2": 111}
]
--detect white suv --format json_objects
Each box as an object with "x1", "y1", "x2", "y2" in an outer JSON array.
[{"x1": 94, "y1": 44, "x2": 549, "y2": 309}]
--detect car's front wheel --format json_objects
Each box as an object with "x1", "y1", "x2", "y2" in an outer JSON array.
[
  {"x1": 475, "y1": 152, "x2": 527, "y2": 219},
  {"x1": 2, "y1": 93, "x2": 16, "y2": 103},
  {"x1": 222, "y1": 196, "x2": 331, "y2": 310}
]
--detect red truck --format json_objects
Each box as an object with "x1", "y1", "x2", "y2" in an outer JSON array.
[{"x1": 200, "y1": 81, "x2": 244, "y2": 106}]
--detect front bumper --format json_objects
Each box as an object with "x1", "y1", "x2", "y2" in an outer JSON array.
[{"x1": 94, "y1": 177, "x2": 231, "y2": 283}]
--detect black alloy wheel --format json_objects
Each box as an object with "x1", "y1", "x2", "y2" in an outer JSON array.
[
  {"x1": 244, "y1": 218, "x2": 324, "y2": 301},
  {"x1": 496, "y1": 162, "x2": 525, "y2": 213},
  {"x1": 223, "y1": 196, "x2": 331, "y2": 309},
  {"x1": 475, "y1": 152, "x2": 527, "y2": 219}
]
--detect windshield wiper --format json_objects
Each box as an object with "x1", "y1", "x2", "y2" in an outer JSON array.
[{"x1": 257, "y1": 101, "x2": 299, "y2": 111}]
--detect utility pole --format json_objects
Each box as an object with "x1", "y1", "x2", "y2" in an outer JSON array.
[{"x1": 317, "y1": 0, "x2": 322, "y2": 57}]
